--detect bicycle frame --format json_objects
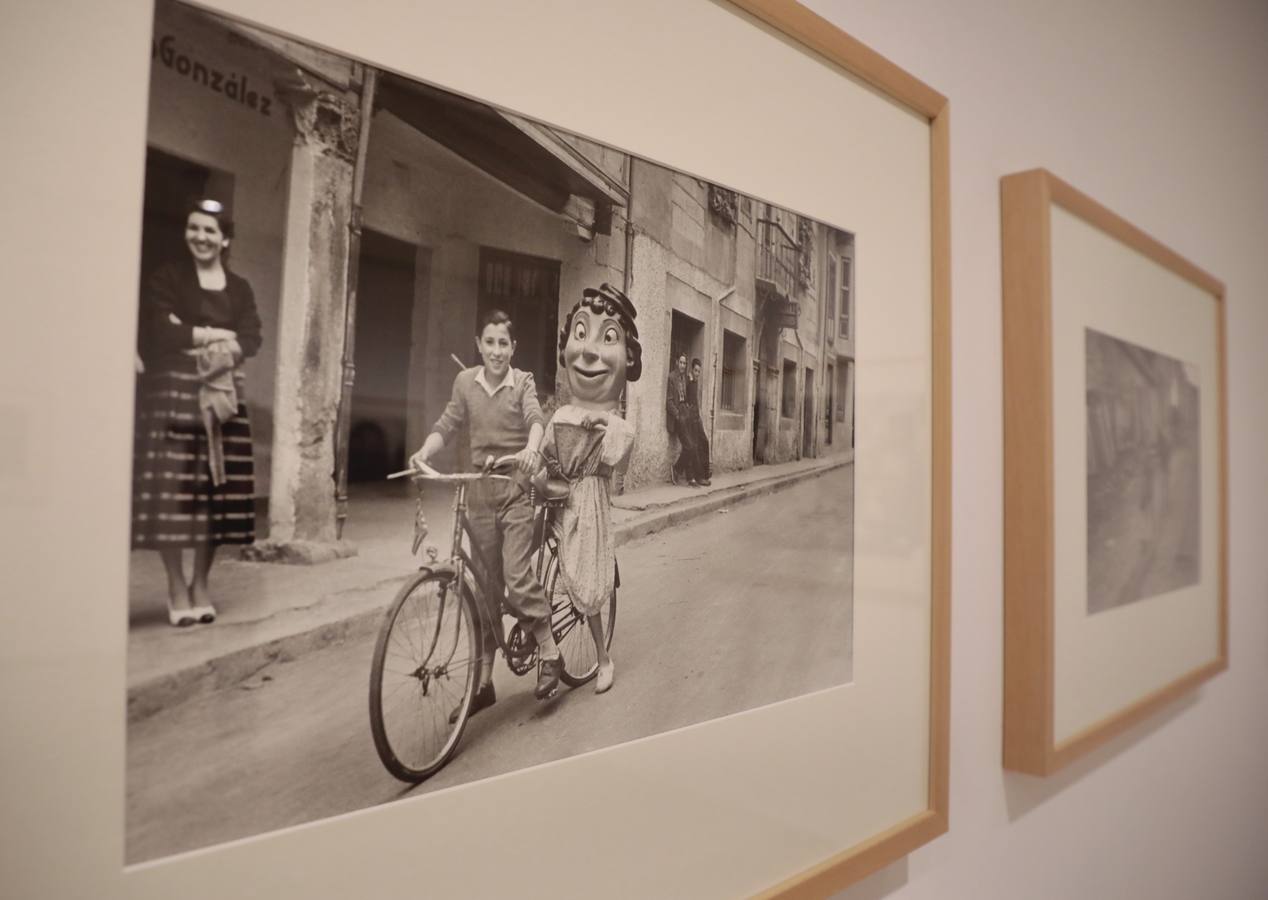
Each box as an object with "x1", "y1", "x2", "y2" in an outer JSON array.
[
  {"x1": 447, "y1": 481, "x2": 501, "y2": 649},
  {"x1": 369, "y1": 462, "x2": 606, "y2": 785},
  {"x1": 423, "y1": 474, "x2": 557, "y2": 660}
]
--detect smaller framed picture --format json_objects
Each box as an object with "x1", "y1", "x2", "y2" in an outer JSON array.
[{"x1": 1001, "y1": 168, "x2": 1227, "y2": 776}]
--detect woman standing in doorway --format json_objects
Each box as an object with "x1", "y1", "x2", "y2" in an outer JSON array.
[{"x1": 132, "y1": 198, "x2": 262, "y2": 626}]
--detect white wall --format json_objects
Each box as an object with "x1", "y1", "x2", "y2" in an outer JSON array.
[
  {"x1": 798, "y1": 1, "x2": 1268, "y2": 898},
  {"x1": 2, "y1": 0, "x2": 1264, "y2": 897}
]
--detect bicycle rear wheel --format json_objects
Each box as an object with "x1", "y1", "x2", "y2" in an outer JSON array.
[
  {"x1": 369, "y1": 571, "x2": 480, "y2": 783},
  {"x1": 545, "y1": 553, "x2": 617, "y2": 688}
]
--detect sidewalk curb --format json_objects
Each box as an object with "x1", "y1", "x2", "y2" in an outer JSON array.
[
  {"x1": 127, "y1": 457, "x2": 851, "y2": 722},
  {"x1": 126, "y1": 602, "x2": 392, "y2": 723},
  {"x1": 613, "y1": 457, "x2": 851, "y2": 545}
]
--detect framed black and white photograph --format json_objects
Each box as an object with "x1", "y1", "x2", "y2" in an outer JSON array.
[
  {"x1": 4, "y1": 0, "x2": 949, "y2": 896},
  {"x1": 126, "y1": 0, "x2": 864, "y2": 863},
  {"x1": 1085, "y1": 328, "x2": 1202, "y2": 615},
  {"x1": 1002, "y1": 168, "x2": 1227, "y2": 777}
]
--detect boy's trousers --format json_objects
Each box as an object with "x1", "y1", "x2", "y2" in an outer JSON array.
[{"x1": 466, "y1": 479, "x2": 553, "y2": 640}]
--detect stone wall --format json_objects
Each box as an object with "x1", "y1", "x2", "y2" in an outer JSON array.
[{"x1": 147, "y1": 0, "x2": 296, "y2": 495}]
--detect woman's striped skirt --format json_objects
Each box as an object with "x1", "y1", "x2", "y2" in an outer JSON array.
[{"x1": 131, "y1": 357, "x2": 256, "y2": 549}]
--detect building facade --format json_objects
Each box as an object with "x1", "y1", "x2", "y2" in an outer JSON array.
[{"x1": 141, "y1": 0, "x2": 855, "y2": 553}]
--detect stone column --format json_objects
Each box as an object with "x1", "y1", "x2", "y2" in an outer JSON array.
[{"x1": 249, "y1": 73, "x2": 360, "y2": 563}]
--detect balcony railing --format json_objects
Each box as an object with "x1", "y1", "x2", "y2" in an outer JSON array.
[{"x1": 756, "y1": 217, "x2": 799, "y2": 300}]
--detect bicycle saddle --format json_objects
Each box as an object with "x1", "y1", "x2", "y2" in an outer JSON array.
[
  {"x1": 539, "y1": 478, "x2": 571, "y2": 502},
  {"x1": 530, "y1": 469, "x2": 571, "y2": 503}
]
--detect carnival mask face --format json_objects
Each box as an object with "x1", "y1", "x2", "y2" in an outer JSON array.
[{"x1": 563, "y1": 306, "x2": 630, "y2": 407}]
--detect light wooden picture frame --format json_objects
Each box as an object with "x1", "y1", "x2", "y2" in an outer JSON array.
[
  {"x1": 711, "y1": 9, "x2": 951, "y2": 889},
  {"x1": 3, "y1": 1, "x2": 949, "y2": 896},
  {"x1": 1002, "y1": 168, "x2": 1227, "y2": 777}
]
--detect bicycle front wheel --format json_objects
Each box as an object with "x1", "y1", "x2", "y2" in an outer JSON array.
[
  {"x1": 369, "y1": 572, "x2": 480, "y2": 783},
  {"x1": 545, "y1": 553, "x2": 617, "y2": 688}
]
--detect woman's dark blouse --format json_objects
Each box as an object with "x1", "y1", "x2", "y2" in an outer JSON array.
[{"x1": 139, "y1": 261, "x2": 263, "y2": 366}]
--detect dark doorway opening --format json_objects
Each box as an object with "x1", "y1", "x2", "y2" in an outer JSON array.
[
  {"x1": 670, "y1": 311, "x2": 706, "y2": 471},
  {"x1": 140, "y1": 147, "x2": 234, "y2": 288},
  {"x1": 802, "y1": 366, "x2": 815, "y2": 457},
  {"x1": 825, "y1": 362, "x2": 835, "y2": 445},
  {"x1": 752, "y1": 362, "x2": 761, "y2": 462},
  {"x1": 752, "y1": 361, "x2": 777, "y2": 464},
  {"x1": 670, "y1": 310, "x2": 705, "y2": 373},
  {"x1": 349, "y1": 230, "x2": 417, "y2": 482},
  {"x1": 477, "y1": 248, "x2": 560, "y2": 397}
]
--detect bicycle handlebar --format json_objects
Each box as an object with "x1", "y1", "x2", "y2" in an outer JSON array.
[{"x1": 387, "y1": 454, "x2": 520, "y2": 483}]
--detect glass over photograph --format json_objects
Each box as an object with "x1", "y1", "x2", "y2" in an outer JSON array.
[
  {"x1": 1085, "y1": 327, "x2": 1200, "y2": 614},
  {"x1": 126, "y1": 0, "x2": 857, "y2": 863}
]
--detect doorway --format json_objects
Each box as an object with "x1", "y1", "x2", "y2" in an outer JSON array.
[
  {"x1": 751, "y1": 361, "x2": 762, "y2": 463},
  {"x1": 349, "y1": 230, "x2": 417, "y2": 482},
  {"x1": 752, "y1": 363, "x2": 778, "y2": 464},
  {"x1": 140, "y1": 147, "x2": 234, "y2": 288},
  {"x1": 802, "y1": 366, "x2": 815, "y2": 457},
  {"x1": 477, "y1": 248, "x2": 560, "y2": 395},
  {"x1": 825, "y1": 362, "x2": 835, "y2": 445},
  {"x1": 670, "y1": 310, "x2": 705, "y2": 373}
]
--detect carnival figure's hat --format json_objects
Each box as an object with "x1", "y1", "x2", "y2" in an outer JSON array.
[{"x1": 582, "y1": 283, "x2": 639, "y2": 341}]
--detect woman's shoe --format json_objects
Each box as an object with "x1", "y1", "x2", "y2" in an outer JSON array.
[
  {"x1": 595, "y1": 659, "x2": 615, "y2": 694},
  {"x1": 167, "y1": 606, "x2": 197, "y2": 628},
  {"x1": 192, "y1": 604, "x2": 217, "y2": 624}
]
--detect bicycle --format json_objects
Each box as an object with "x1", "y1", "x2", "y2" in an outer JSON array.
[{"x1": 368, "y1": 456, "x2": 617, "y2": 784}]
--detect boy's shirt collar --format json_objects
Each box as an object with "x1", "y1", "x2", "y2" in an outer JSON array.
[{"x1": 475, "y1": 365, "x2": 515, "y2": 397}]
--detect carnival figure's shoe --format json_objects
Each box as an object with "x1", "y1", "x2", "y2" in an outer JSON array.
[
  {"x1": 192, "y1": 604, "x2": 217, "y2": 624},
  {"x1": 535, "y1": 655, "x2": 564, "y2": 700},
  {"x1": 167, "y1": 606, "x2": 197, "y2": 628},
  {"x1": 595, "y1": 659, "x2": 615, "y2": 694},
  {"x1": 696, "y1": 478, "x2": 711, "y2": 487},
  {"x1": 450, "y1": 681, "x2": 496, "y2": 724}
]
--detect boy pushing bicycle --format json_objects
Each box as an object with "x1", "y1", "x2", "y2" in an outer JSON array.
[{"x1": 409, "y1": 309, "x2": 564, "y2": 705}]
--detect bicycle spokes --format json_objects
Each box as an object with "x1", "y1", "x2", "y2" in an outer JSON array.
[
  {"x1": 370, "y1": 574, "x2": 480, "y2": 783},
  {"x1": 545, "y1": 556, "x2": 617, "y2": 688}
]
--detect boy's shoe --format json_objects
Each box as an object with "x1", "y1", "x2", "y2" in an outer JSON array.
[
  {"x1": 449, "y1": 681, "x2": 496, "y2": 725},
  {"x1": 535, "y1": 655, "x2": 564, "y2": 700},
  {"x1": 472, "y1": 680, "x2": 497, "y2": 713}
]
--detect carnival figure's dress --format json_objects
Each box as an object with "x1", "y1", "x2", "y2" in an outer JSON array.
[{"x1": 543, "y1": 406, "x2": 635, "y2": 617}]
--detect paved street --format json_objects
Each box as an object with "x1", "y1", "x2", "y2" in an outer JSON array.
[{"x1": 126, "y1": 466, "x2": 853, "y2": 863}]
